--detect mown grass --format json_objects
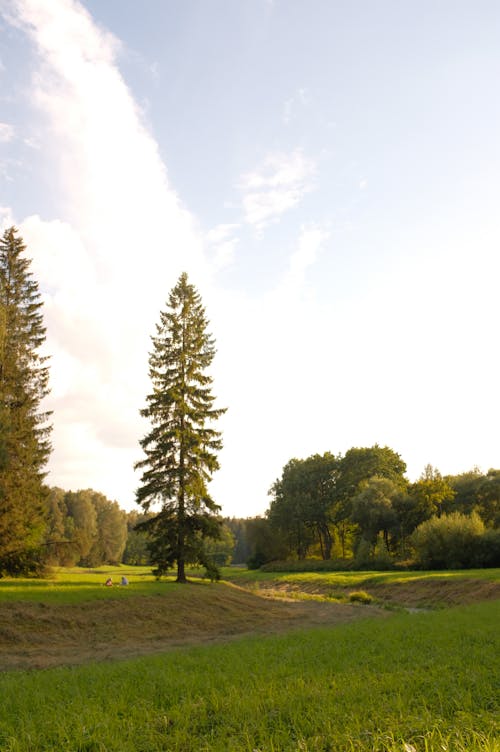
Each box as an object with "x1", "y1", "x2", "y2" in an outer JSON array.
[
  {"x1": 1, "y1": 566, "x2": 498, "y2": 607},
  {"x1": 0, "y1": 566, "x2": 162, "y2": 604},
  {"x1": 0, "y1": 599, "x2": 498, "y2": 751}
]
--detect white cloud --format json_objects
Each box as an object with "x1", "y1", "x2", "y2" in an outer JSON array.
[
  {"x1": 0, "y1": 206, "x2": 14, "y2": 229},
  {"x1": 1, "y1": 1, "x2": 325, "y2": 514},
  {"x1": 281, "y1": 223, "x2": 330, "y2": 296},
  {"x1": 4, "y1": 0, "x2": 205, "y2": 506},
  {"x1": 0, "y1": 122, "x2": 15, "y2": 142},
  {"x1": 239, "y1": 149, "x2": 316, "y2": 230},
  {"x1": 282, "y1": 87, "x2": 308, "y2": 125},
  {"x1": 206, "y1": 223, "x2": 240, "y2": 269}
]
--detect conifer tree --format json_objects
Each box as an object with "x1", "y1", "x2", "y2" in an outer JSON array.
[
  {"x1": 135, "y1": 272, "x2": 226, "y2": 582},
  {"x1": 0, "y1": 227, "x2": 52, "y2": 575}
]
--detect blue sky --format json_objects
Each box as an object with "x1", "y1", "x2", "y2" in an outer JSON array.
[{"x1": 0, "y1": 0, "x2": 499, "y2": 516}]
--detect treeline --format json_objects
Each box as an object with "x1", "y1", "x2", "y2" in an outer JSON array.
[
  {"x1": 232, "y1": 446, "x2": 500, "y2": 571},
  {"x1": 45, "y1": 488, "x2": 128, "y2": 567},
  {"x1": 42, "y1": 489, "x2": 239, "y2": 570}
]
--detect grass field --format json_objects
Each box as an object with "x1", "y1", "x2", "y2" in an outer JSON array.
[
  {"x1": 222, "y1": 566, "x2": 500, "y2": 608},
  {"x1": 0, "y1": 567, "x2": 498, "y2": 751}
]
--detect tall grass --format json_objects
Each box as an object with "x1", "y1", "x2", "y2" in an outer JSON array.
[{"x1": 0, "y1": 600, "x2": 498, "y2": 751}]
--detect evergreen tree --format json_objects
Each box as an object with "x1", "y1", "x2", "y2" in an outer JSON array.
[
  {"x1": 0, "y1": 227, "x2": 51, "y2": 575},
  {"x1": 135, "y1": 272, "x2": 226, "y2": 582}
]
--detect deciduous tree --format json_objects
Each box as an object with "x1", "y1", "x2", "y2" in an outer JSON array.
[{"x1": 135, "y1": 273, "x2": 226, "y2": 582}]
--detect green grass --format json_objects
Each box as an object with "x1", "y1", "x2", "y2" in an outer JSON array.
[
  {"x1": 0, "y1": 566, "x2": 164, "y2": 604},
  {"x1": 1, "y1": 565, "x2": 498, "y2": 606},
  {"x1": 0, "y1": 600, "x2": 498, "y2": 751},
  {"x1": 221, "y1": 566, "x2": 500, "y2": 589}
]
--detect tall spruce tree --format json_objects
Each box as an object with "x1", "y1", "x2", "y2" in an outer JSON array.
[
  {"x1": 135, "y1": 272, "x2": 226, "y2": 582},
  {"x1": 0, "y1": 227, "x2": 51, "y2": 575}
]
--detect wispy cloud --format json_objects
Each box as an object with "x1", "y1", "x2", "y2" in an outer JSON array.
[
  {"x1": 0, "y1": 122, "x2": 15, "y2": 142},
  {"x1": 281, "y1": 223, "x2": 329, "y2": 296},
  {"x1": 239, "y1": 148, "x2": 316, "y2": 231},
  {"x1": 282, "y1": 87, "x2": 308, "y2": 126},
  {"x1": 205, "y1": 223, "x2": 240, "y2": 269}
]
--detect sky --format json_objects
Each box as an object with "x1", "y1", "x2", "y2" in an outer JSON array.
[{"x1": 0, "y1": 0, "x2": 499, "y2": 517}]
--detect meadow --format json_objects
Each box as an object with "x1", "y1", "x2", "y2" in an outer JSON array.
[{"x1": 0, "y1": 567, "x2": 498, "y2": 751}]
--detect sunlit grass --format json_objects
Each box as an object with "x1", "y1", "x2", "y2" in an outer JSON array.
[
  {"x1": 1, "y1": 565, "x2": 498, "y2": 605},
  {"x1": 222, "y1": 566, "x2": 500, "y2": 588},
  {"x1": 0, "y1": 566, "x2": 172, "y2": 604},
  {"x1": 0, "y1": 600, "x2": 498, "y2": 751}
]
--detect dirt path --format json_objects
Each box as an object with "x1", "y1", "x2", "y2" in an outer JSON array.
[{"x1": 0, "y1": 585, "x2": 387, "y2": 671}]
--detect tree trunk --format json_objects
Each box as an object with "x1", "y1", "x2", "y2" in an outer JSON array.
[
  {"x1": 176, "y1": 557, "x2": 187, "y2": 583},
  {"x1": 321, "y1": 523, "x2": 333, "y2": 560}
]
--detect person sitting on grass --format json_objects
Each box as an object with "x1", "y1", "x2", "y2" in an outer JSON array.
[
  {"x1": 105, "y1": 577, "x2": 113, "y2": 586},
  {"x1": 120, "y1": 576, "x2": 129, "y2": 586}
]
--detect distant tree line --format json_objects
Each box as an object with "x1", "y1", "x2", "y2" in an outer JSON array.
[{"x1": 233, "y1": 447, "x2": 500, "y2": 570}]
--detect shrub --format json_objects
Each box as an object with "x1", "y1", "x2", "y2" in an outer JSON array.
[
  {"x1": 260, "y1": 558, "x2": 354, "y2": 573},
  {"x1": 474, "y1": 528, "x2": 500, "y2": 567},
  {"x1": 349, "y1": 590, "x2": 373, "y2": 604},
  {"x1": 411, "y1": 512, "x2": 485, "y2": 569}
]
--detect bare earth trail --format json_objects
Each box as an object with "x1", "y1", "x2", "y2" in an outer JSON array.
[{"x1": 0, "y1": 584, "x2": 388, "y2": 671}]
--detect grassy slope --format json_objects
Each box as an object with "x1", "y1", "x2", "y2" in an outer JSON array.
[
  {"x1": 0, "y1": 579, "x2": 385, "y2": 671},
  {"x1": 0, "y1": 568, "x2": 499, "y2": 751},
  {"x1": 222, "y1": 567, "x2": 500, "y2": 607}
]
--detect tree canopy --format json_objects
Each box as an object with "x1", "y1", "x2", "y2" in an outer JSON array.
[
  {"x1": 135, "y1": 272, "x2": 226, "y2": 582},
  {"x1": 0, "y1": 228, "x2": 51, "y2": 575}
]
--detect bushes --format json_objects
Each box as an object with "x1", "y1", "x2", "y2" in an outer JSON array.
[
  {"x1": 475, "y1": 528, "x2": 500, "y2": 567},
  {"x1": 255, "y1": 514, "x2": 500, "y2": 572},
  {"x1": 411, "y1": 512, "x2": 499, "y2": 569}
]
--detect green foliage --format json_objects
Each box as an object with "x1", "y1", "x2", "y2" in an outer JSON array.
[
  {"x1": 477, "y1": 469, "x2": 500, "y2": 528},
  {"x1": 351, "y1": 476, "x2": 400, "y2": 552},
  {"x1": 336, "y1": 444, "x2": 408, "y2": 503},
  {"x1": 245, "y1": 516, "x2": 288, "y2": 569},
  {"x1": 268, "y1": 452, "x2": 340, "y2": 560},
  {"x1": 224, "y1": 517, "x2": 251, "y2": 564},
  {"x1": 122, "y1": 510, "x2": 153, "y2": 565},
  {"x1": 260, "y1": 447, "x2": 499, "y2": 569},
  {"x1": 0, "y1": 228, "x2": 52, "y2": 576},
  {"x1": 43, "y1": 488, "x2": 128, "y2": 567},
  {"x1": 408, "y1": 464, "x2": 456, "y2": 524},
  {"x1": 201, "y1": 522, "x2": 235, "y2": 566},
  {"x1": 476, "y1": 528, "x2": 500, "y2": 567},
  {"x1": 261, "y1": 445, "x2": 409, "y2": 569},
  {"x1": 135, "y1": 273, "x2": 226, "y2": 582},
  {"x1": 412, "y1": 512, "x2": 487, "y2": 569}
]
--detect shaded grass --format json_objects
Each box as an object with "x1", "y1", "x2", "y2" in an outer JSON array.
[{"x1": 0, "y1": 600, "x2": 498, "y2": 751}]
